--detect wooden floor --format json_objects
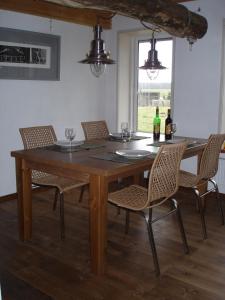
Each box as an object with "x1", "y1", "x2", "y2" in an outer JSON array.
[{"x1": 0, "y1": 186, "x2": 225, "y2": 300}]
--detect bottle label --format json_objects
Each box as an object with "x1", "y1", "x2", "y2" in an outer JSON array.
[
  {"x1": 165, "y1": 124, "x2": 172, "y2": 135},
  {"x1": 154, "y1": 124, "x2": 160, "y2": 134}
]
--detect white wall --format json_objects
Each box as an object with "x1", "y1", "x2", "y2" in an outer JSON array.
[
  {"x1": 171, "y1": 0, "x2": 225, "y2": 174},
  {"x1": 174, "y1": 0, "x2": 225, "y2": 138},
  {"x1": 0, "y1": 10, "x2": 116, "y2": 196}
]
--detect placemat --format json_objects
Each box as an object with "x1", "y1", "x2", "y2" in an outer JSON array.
[
  {"x1": 186, "y1": 141, "x2": 203, "y2": 148},
  {"x1": 109, "y1": 134, "x2": 148, "y2": 142},
  {"x1": 149, "y1": 141, "x2": 169, "y2": 147},
  {"x1": 90, "y1": 152, "x2": 155, "y2": 164},
  {"x1": 44, "y1": 143, "x2": 106, "y2": 153},
  {"x1": 81, "y1": 143, "x2": 106, "y2": 150},
  {"x1": 149, "y1": 140, "x2": 202, "y2": 148}
]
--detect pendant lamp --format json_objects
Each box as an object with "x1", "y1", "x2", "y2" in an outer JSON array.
[
  {"x1": 139, "y1": 31, "x2": 166, "y2": 80},
  {"x1": 78, "y1": 24, "x2": 115, "y2": 78}
]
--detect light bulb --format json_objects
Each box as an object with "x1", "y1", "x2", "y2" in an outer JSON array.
[
  {"x1": 90, "y1": 63, "x2": 106, "y2": 78},
  {"x1": 146, "y1": 69, "x2": 159, "y2": 80}
]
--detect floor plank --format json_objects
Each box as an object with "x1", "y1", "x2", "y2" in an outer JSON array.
[{"x1": 0, "y1": 188, "x2": 225, "y2": 299}]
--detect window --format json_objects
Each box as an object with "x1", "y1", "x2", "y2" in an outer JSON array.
[
  {"x1": 135, "y1": 37, "x2": 173, "y2": 133},
  {"x1": 117, "y1": 30, "x2": 173, "y2": 133}
]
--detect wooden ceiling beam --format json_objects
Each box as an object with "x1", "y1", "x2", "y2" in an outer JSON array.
[
  {"x1": 173, "y1": 0, "x2": 195, "y2": 2},
  {"x1": 0, "y1": 0, "x2": 112, "y2": 29},
  {"x1": 48, "y1": 0, "x2": 206, "y2": 39}
]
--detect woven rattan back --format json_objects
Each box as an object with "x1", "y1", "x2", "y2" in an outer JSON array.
[
  {"x1": 147, "y1": 142, "x2": 186, "y2": 206},
  {"x1": 20, "y1": 125, "x2": 57, "y2": 149},
  {"x1": 81, "y1": 120, "x2": 109, "y2": 141},
  {"x1": 198, "y1": 134, "x2": 225, "y2": 180},
  {"x1": 19, "y1": 125, "x2": 57, "y2": 180}
]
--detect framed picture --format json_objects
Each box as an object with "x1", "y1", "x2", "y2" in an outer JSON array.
[{"x1": 0, "y1": 27, "x2": 60, "y2": 80}]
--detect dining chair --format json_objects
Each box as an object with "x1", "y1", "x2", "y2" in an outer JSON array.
[
  {"x1": 81, "y1": 120, "x2": 109, "y2": 140},
  {"x1": 108, "y1": 142, "x2": 188, "y2": 276},
  {"x1": 80, "y1": 120, "x2": 110, "y2": 202},
  {"x1": 179, "y1": 133, "x2": 225, "y2": 239},
  {"x1": 19, "y1": 125, "x2": 88, "y2": 239},
  {"x1": 81, "y1": 119, "x2": 125, "y2": 215}
]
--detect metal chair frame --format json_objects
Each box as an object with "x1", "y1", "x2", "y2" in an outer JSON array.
[
  {"x1": 179, "y1": 134, "x2": 225, "y2": 239},
  {"x1": 111, "y1": 198, "x2": 189, "y2": 276}
]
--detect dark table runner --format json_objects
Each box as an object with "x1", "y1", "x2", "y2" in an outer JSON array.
[
  {"x1": 109, "y1": 133, "x2": 149, "y2": 142},
  {"x1": 149, "y1": 139, "x2": 202, "y2": 148},
  {"x1": 90, "y1": 152, "x2": 156, "y2": 164},
  {"x1": 44, "y1": 143, "x2": 106, "y2": 153}
]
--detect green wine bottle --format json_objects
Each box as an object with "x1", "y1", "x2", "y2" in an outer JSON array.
[{"x1": 153, "y1": 106, "x2": 161, "y2": 140}]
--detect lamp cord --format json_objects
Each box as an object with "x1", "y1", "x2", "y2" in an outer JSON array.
[
  {"x1": 140, "y1": 19, "x2": 161, "y2": 33},
  {"x1": 186, "y1": 8, "x2": 197, "y2": 50}
]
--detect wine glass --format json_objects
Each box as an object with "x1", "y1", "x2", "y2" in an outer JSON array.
[
  {"x1": 65, "y1": 128, "x2": 76, "y2": 149},
  {"x1": 171, "y1": 123, "x2": 177, "y2": 139},
  {"x1": 121, "y1": 122, "x2": 129, "y2": 142}
]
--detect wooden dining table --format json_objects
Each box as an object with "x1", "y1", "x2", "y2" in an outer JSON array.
[{"x1": 11, "y1": 135, "x2": 207, "y2": 275}]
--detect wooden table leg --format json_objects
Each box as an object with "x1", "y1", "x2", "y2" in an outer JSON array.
[
  {"x1": 89, "y1": 174, "x2": 108, "y2": 275},
  {"x1": 15, "y1": 158, "x2": 32, "y2": 241}
]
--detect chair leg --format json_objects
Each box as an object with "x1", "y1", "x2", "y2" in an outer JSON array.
[
  {"x1": 53, "y1": 188, "x2": 59, "y2": 211},
  {"x1": 172, "y1": 199, "x2": 189, "y2": 254},
  {"x1": 117, "y1": 178, "x2": 123, "y2": 216},
  {"x1": 199, "y1": 200, "x2": 207, "y2": 239},
  {"x1": 78, "y1": 185, "x2": 85, "y2": 203},
  {"x1": 117, "y1": 177, "x2": 124, "y2": 188},
  {"x1": 195, "y1": 200, "x2": 200, "y2": 213},
  {"x1": 143, "y1": 210, "x2": 160, "y2": 276},
  {"x1": 117, "y1": 207, "x2": 121, "y2": 215},
  {"x1": 210, "y1": 179, "x2": 225, "y2": 226},
  {"x1": 59, "y1": 192, "x2": 65, "y2": 240},
  {"x1": 218, "y1": 195, "x2": 224, "y2": 226},
  {"x1": 194, "y1": 190, "x2": 207, "y2": 239},
  {"x1": 125, "y1": 210, "x2": 130, "y2": 234},
  {"x1": 215, "y1": 184, "x2": 224, "y2": 225}
]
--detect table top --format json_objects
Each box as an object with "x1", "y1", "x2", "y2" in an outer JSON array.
[{"x1": 11, "y1": 136, "x2": 207, "y2": 178}]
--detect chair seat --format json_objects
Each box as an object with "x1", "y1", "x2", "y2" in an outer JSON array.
[
  {"x1": 108, "y1": 185, "x2": 148, "y2": 210},
  {"x1": 179, "y1": 170, "x2": 200, "y2": 188},
  {"x1": 33, "y1": 175, "x2": 87, "y2": 193}
]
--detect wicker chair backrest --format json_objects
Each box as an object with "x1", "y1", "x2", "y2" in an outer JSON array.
[
  {"x1": 19, "y1": 125, "x2": 57, "y2": 180},
  {"x1": 199, "y1": 134, "x2": 225, "y2": 180},
  {"x1": 147, "y1": 142, "x2": 186, "y2": 206},
  {"x1": 81, "y1": 120, "x2": 109, "y2": 141}
]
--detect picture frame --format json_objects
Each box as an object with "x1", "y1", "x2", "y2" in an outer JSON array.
[{"x1": 0, "y1": 27, "x2": 60, "y2": 80}]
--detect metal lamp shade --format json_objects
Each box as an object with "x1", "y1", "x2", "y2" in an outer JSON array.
[
  {"x1": 79, "y1": 24, "x2": 115, "y2": 77},
  {"x1": 139, "y1": 36, "x2": 166, "y2": 80}
]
